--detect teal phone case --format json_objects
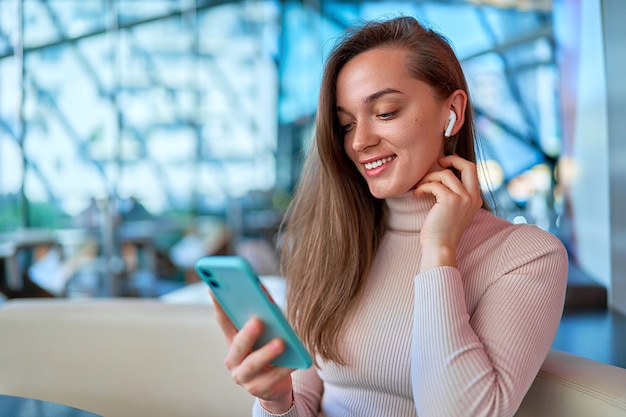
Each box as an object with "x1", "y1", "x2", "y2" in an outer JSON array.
[{"x1": 194, "y1": 256, "x2": 312, "y2": 369}]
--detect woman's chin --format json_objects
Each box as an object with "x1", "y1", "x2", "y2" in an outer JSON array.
[{"x1": 367, "y1": 185, "x2": 410, "y2": 200}]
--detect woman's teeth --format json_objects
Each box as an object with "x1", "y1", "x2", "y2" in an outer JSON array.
[{"x1": 365, "y1": 156, "x2": 394, "y2": 170}]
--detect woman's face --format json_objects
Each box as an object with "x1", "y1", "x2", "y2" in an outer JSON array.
[{"x1": 336, "y1": 47, "x2": 451, "y2": 199}]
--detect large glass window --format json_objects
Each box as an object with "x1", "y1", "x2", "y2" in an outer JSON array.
[
  {"x1": 1, "y1": 0, "x2": 280, "y2": 229},
  {"x1": 0, "y1": 0, "x2": 563, "y2": 296}
]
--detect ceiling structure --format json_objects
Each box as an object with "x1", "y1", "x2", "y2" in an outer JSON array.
[{"x1": 0, "y1": 0, "x2": 561, "y2": 229}]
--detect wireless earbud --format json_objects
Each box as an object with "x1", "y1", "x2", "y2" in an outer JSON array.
[{"x1": 444, "y1": 110, "x2": 456, "y2": 138}]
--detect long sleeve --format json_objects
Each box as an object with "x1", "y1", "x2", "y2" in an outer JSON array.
[
  {"x1": 252, "y1": 366, "x2": 323, "y2": 417},
  {"x1": 411, "y1": 226, "x2": 568, "y2": 417},
  {"x1": 252, "y1": 196, "x2": 569, "y2": 417}
]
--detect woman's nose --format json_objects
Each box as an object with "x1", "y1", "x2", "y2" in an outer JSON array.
[{"x1": 350, "y1": 122, "x2": 378, "y2": 152}]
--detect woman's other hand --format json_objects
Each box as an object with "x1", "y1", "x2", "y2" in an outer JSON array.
[
  {"x1": 211, "y1": 294, "x2": 295, "y2": 413},
  {"x1": 413, "y1": 154, "x2": 483, "y2": 272}
]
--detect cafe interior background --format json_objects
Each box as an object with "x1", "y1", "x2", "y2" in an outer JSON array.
[{"x1": 1, "y1": 0, "x2": 625, "y2": 366}]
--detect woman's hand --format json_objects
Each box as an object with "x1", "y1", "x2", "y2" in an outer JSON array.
[
  {"x1": 212, "y1": 294, "x2": 295, "y2": 413},
  {"x1": 413, "y1": 155, "x2": 483, "y2": 272}
]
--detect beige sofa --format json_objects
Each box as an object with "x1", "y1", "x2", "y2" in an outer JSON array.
[
  {"x1": 0, "y1": 299, "x2": 254, "y2": 417},
  {"x1": 0, "y1": 298, "x2": 625, "y2": 417}
]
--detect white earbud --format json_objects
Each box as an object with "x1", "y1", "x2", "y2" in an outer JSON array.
[{"x1": 444, "y1": 110, "x2": 456, "y2": 138}]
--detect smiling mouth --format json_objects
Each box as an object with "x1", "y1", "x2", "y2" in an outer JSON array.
[{"x1": 364, "y1": 156, "x2": 396, "y2": 170}]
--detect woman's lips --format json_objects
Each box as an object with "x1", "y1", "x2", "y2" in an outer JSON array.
[{"x1": 363, "y1": 155, "x2": 396, "y2": 176}]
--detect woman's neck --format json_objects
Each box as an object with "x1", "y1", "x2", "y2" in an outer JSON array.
[{"x1": 385, "y1": 192, "x2": 436, "y2": 233}]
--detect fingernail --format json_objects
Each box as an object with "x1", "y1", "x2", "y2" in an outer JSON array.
[
  {"x1": 244, "y1": 319, "x2": 259, "y2": 333},
  {"x1": 271, "y1": 339, "x2": 284, "y2": 353}
]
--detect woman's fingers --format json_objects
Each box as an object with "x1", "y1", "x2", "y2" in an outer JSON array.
[
  {"x1": 416, "y1": 169, "x2": 465, "y2": 197},
  {"x1": 413, "y1": 155, "x2": 483, "y2": 259},
  {"x1": 211, "y1": 292, "x2": 283, "y2": 373},
  {"x1": 210, "y1": 293, "x2": 239, "y2": 344},
  {"x1": 224, "y1": 317, "x2": 265, "y2": 370},
  {"x1": 438, "y1": 155, "x2": 481, "y2": 200},
  {"x1": 210, "y1": 292, "x2": 295, "y2": 406},
  {"x1": 236, "y1": 364, "x2": 294, "y2": 400},
  {"x1": 415, "y1": 180, "x2": 468, "y2": 206},
  {"x1": 415, "y1": 155, "x2": 481, "y2": 207},
  {"x1": 228, "y1": 335, "x2": 295, "y2": 403},
  {"x1": 231, "y1": 338, "x2": 290, "y2": 385}
]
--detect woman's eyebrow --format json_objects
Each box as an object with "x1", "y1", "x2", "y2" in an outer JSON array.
[
  {"x1": 364, "y1": 88, "x2": 402, "y2": 103},
  {"x1": 337, "y1": 88, "x2": 403, "y2": 113}
]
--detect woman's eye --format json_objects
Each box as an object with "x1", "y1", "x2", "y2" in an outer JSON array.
[
  {"x1": 341, "y1": 122, "x2": 354, "y2": 132},
  {"x1": 378, "y1": 111, "x2": 395, "y2": 119}
]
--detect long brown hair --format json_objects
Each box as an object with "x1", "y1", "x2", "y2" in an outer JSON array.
[{"x1": 281, "y1": 16, "x2": 480, "y2": 364}]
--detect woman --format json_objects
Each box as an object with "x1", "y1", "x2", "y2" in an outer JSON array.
[{"x1": 214, "y1": 16, "x2": 568, "y2": 417}]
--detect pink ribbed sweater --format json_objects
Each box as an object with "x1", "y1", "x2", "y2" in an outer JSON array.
[{"x1": 253, "y1": 193, "x2": 568, "y2": 417}]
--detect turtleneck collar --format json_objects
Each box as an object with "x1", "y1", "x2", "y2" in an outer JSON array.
[{"x1": 385, "y1": 192, "x2": 436, "y2": 233}]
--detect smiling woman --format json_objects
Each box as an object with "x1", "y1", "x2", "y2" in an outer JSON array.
[
  {"x1": 209, "y1": 15, "x2": 569, "y2": 417},
  {"x1": 336, "y1": 48, "x2": 467, "y2": 199}
]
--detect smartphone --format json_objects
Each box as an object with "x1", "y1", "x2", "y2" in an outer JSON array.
[{"x1": 194, "y1": 255, "x2": 312, "y2": 369}]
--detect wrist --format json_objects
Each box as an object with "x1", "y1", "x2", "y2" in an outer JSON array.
[
  {"x1": 419, "y1": 244, "x2": 456, "y2": 272},
  {"x1": 259, "y1": 392, "x2": 294, "y2": 415}
]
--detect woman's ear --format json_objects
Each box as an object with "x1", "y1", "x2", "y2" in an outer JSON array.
[
  {"x1": 445, "y1": 90, "x2": 468, "y2": 138},
  {"x1": 444, "y1": 110, "x2": 457, "y2": 138}
]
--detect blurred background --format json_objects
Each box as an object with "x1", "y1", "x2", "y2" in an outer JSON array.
[{"x1": 1, "y1": 0, "x2": 624, "y2": 330}]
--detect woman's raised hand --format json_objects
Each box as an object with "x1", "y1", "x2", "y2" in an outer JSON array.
[
  {"x1": 413, "y1": 154, "x2": 483, "y2": 272},
  {"x1": 212, "y1": 295, "x2": 296, "y2": 413}
]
